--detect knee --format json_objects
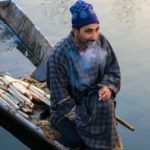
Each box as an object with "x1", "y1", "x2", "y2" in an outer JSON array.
[
  {"x1": 57, "y1": 118, "x2": 83, "y2": 148},
  {"x1": 62, "y1": 135, "x2": 83, "y2": 148}
]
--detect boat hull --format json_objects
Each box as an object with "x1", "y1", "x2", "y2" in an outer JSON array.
[
  {"x1": 0, "y1": 102, "x2": 56, "y2": 150},
  {"x1": 0, "y1": 1, "x2": 65, "y2": 150}
]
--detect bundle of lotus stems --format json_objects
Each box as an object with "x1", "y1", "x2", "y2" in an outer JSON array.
[{"x1": 0, "y1": 75, "x2": 50, "y2": 119}]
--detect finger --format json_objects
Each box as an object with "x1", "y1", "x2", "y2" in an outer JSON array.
[
  {"x1": 99, "y1": 88, "x2": 111, "y2": 100},
  {"x1": 100, "y1": 90, "x2": 107, "y2": 97},
  {"x1": 101, "y1": 93, "x2": 111, "y2": 101},
  {"x1": 100, "y1": 93, "x2": 108, "y2": 100}
]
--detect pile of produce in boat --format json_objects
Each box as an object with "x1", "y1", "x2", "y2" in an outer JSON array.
[
  {"x1": 0, "y1": 75, "x2": 50, "y2": 118},
  {"x1": 0, "y1": 75, "x2": 61, "y2": 144}
]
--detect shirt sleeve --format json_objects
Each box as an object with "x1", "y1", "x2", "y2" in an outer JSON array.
[
  {"x1": 47, "y1": 50, "x2": 76, "y2": 120},
  {"x1": 99, "y1": 38, "x2": 121, "y2": 97}
]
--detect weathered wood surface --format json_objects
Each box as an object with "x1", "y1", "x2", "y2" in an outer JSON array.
[
  {"x1": 0, "y1": 1, "x2": 52, "y2": 66},
  {"x1": 0, "y1": 0, "x2": 11, "y2": 6},
  {"x1": 0, "y1": 100, "x2": 66, "y2": 150}
]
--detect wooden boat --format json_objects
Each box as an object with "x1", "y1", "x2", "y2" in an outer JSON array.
[{"x1": 0, "y1": 0, "x2": 66, "y2": 149}]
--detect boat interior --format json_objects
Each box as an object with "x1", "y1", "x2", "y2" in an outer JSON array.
[{"x1": 0, "y1": 1, "x2": 65, "y2": 150}]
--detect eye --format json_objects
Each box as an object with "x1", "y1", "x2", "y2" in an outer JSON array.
[
  {"x1": 96, "y1": 27, "x2": 99, "y2": 32},
  {"x1": 85, "y1": 29, "x2": 93, "y2": 33}
]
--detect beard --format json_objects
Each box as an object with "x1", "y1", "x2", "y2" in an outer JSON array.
[{"x1": 77, "y1": 34, "x2": 97, "y2": 48}]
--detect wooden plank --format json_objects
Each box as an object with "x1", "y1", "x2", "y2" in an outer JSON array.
[
  {"x1": 0, "y1": 0, "x2": 11, "y2": 6},
  {"x1": 0, "y1": 101, "x2": 58, "y2": 150},
  {"x1": 0, "y1": 1, "x2": 52, "y2": 65}
]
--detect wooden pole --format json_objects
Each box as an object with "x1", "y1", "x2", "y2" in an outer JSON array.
[{"x1": 116, "y1": 115, "x2": 135, "y2": 131}]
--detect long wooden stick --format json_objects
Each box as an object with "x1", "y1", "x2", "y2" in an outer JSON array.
[{"x1": 116, "y1": 115, "x2": 135, "y2": 131}]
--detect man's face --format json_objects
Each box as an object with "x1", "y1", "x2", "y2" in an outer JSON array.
[{"x1": 75, "y1": 23, "x2": 100, "y2": 47}]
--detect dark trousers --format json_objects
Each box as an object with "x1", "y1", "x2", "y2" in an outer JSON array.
[{"x1": 57, "y1": 118, "x2": 84, "y2": 149}]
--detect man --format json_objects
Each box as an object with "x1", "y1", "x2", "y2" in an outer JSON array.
[{"x1": 47, "y1": 0, "x2": 121, "y2": 150}]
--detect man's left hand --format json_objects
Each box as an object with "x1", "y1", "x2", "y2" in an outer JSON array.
[{"x1": 98, "y1": 86, "x2": 112, "y2": 101}]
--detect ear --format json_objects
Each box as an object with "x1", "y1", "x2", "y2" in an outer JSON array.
[{"x1": 72, "y1": 28, "x2": 79, "y2": 35}]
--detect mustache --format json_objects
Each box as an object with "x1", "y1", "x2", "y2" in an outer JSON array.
[
  {"x1": 84, "y1": 40, "x2": 96, "y2": 43},
  {"x1": 87, "y1": 39, "x2": 96, "y2": 42},
  {"x1": 88, "y1": 40, "x2": 96, "y2": 42},
  {"x1": 79, "y1": 38, "x2": 97, "y2": 44}
]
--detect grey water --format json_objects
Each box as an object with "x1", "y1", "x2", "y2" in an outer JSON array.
[{"x1": 1, "y1": 0, "x2": 150, "y2": 149}]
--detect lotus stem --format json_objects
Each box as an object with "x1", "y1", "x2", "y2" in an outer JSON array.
[
  {"x1": 0, "y1": 88, "x2": 19, "y2": 109},
  {"x1": 0, "y1": 76, "x2": 34, "y2": 108},
  {"x1": 17, "y1": 110, "x2": 29, "y2": 119},
  {"x1": 4, "y1": 75, "x2": 50, "y2": 106}
]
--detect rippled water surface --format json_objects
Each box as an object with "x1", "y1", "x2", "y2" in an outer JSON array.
[{"x1": 1, "y1": 0, "x2": 150, "y2": 149}]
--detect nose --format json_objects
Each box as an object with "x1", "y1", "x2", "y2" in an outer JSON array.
[{"x1": 91, "y1": 31, "x2": 99, "y2": 41}]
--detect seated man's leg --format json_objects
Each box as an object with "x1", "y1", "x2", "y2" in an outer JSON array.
[
  {"x1": 57, "y1": 117, "x2": 84, "y2": 149},
  {"x1": 76, "y1": 97, "x2": 118, "y2": 150}
]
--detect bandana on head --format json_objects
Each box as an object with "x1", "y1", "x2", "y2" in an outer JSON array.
[{"x1": 70, "y1": 0, "x2": 99, "y2": 29}]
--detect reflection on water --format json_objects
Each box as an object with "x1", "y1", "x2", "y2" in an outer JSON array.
[
  {"x1": 112, "y1": 0, "x2": 149, "y2": 31},
  {"x1": 41, "y1": 0, "x2": 74, "y2": 26}
]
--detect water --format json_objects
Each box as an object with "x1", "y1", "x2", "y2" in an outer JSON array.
[{"x1": 1, "y1": 0, "x2": 150, "y2": 149}]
